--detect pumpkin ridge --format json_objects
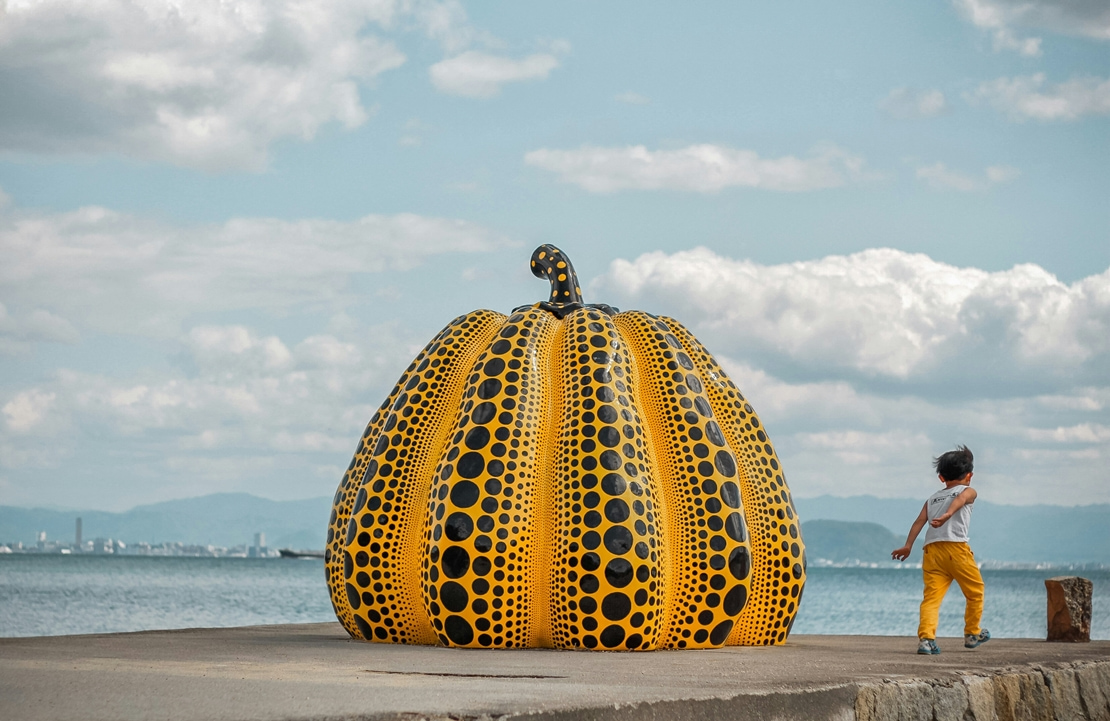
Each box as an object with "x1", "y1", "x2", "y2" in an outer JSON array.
[
  {"x1": 326, "y1": 320, "x2": 460, "y2": 637},
  {"x1": 342, "y1": 310, "x2": 505, "y2": 644},
  {"x1": 421, "y1": 308, "x2": 557, "y2": 647},
  {"x1": 665, "y1": 319, "x2": 806, "y2": 646},
  {"x1": 528, "y1": 313, "x2": 564, "y2": 647},
  {"x1": 614, "y1": 311, "x2": 754, "y2": 649},
  {"x1": 549, "y1": 308, "x2": 666, "y2": 649}
]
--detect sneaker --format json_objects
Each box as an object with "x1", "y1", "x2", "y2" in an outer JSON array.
[
  {"x1": 965, "y1": 629, "x2": 991, "y2": 648},
  {"x1": 917, "y1": 638, "x2": 940, "y2": 655}
]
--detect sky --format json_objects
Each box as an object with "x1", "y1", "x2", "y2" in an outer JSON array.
[{"x1": 0, "y1": 0, "x2": 1107, "y2": 512}]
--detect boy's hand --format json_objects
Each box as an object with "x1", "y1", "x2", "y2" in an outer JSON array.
[
  {"x1": 891, "y1": 546, "x2": 912, "y2": 561},
  {"x1": 929, "y1": 514, "x2": 949, "y2": 528}
]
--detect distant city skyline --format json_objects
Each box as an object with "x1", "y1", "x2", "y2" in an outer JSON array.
[{"x1": 1, "y1": 1, "x2": 1107, "y2": 512}]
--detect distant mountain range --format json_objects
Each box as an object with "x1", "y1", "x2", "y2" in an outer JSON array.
[
  {"x1": 794, "y1": 495, "x2": 1110, "y2": 565},
  {"x1": 0, "y1": 493, "x2": 331, "y2": 551},
  {"x1": 2, "y1": 492, "x2": 1106, "y2": 564}
]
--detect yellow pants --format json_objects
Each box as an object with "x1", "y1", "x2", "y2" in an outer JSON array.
[{"x1": 918, "y1": 541, "x2": 984, "y2": 640}]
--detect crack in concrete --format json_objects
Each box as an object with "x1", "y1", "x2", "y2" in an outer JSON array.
[{"x1": 363, "y1": 669, "x2": 567, "y2": 680}]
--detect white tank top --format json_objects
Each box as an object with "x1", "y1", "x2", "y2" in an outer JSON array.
[{"x1": 923, "y1": 485, "x2": 974, "y2": 546}]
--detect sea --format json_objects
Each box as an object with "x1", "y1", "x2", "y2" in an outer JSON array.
[{"x1": 1, "y1": 555, "x2": 1107, "y2": 640}]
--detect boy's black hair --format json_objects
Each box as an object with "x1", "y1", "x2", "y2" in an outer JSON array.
[{"x1": 933, "y1": 445, "x2": 974, "y2": 481}]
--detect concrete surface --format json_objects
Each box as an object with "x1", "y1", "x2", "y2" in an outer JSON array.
[{"x1": 1, "y1": 623, "x2": 1108, "y2": 721}]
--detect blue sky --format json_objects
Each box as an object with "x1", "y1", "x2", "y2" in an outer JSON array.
[{"x1": 1, "y1": 0, "x2": 1107, "y2": 512}]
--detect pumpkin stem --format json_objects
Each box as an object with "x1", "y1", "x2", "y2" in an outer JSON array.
[{"x1": 530, "y1": 245, "x2": 583, "y2": 304}]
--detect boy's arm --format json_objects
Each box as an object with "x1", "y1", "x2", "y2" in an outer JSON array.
[
  {"x1": 891, "y1": 503, "x2": 928, "y2": 561},
  {"x1": 929, "y1": 487, "x2": 977, "y2": 528}
]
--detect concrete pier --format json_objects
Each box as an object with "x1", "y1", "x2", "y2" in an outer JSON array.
[{"x1": 2, "y1": 623, "x2": 1108, "y2": 721}]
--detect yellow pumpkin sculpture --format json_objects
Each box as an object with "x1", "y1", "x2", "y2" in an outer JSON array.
[{"x1": 325, "y1": 245, "x2": 805, "y2": 650}]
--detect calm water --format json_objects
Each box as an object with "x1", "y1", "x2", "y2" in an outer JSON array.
[{"x1": 1, "y1": 555, "x2": 1107, "y2": 639}]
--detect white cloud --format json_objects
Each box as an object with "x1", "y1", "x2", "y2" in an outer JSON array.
[
  {"x1": 524, "y1": 144, "x2": 870, "y2": 193},
  {"x1": 1026, "y1": 423, "x2": 1110, "y2": 443},
  {"x1": 0, "y1": 197, "x2": 514, "y2": 340},
  {"x1": 593, "y1": 247, "x2": 1110, "y2": 384},
  {"x1": 3, "y1": 390, "x2": 57, "y2": 433},
  {"x1": 880, "y1": 88, "x2": 947, "y2": 119},
  {"x1": 969, "y1": 74, "x2": 1110, "y2": 121},
  {"x1": 0, "y1": 303, "x2": 79, "y2": 355},
  {"x1": 429, "y1": 51, "x2": 560, "y2": 98},
  {"x1": 615, "y1": 91, "x2": 650, "y2": 105},
  {"x1": 954, "y1": 0, "x2": 1110, "y2": 49},
  {"x1": 916, "y1": 162, "x2": 1020, "y2": 191},
  {"x1": 0, "y1": 315, "x2": 422, "y2": 508},
  {"x1": 0, "y1": 0, "x2": 415, "y2": 171},
  {"x1": 710, "y1": 356, "x2": 1110, "y2": 504}
]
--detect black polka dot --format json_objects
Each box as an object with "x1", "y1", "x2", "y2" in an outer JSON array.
[
  {"x1": 710, "y1": 620, "x2": 734, "y2": 645},
  {"x1": 597, "y1": 427, "x2": 620, "y2": 448},
  {"x1": 705, "y1": 421, "x2": 725, "y2": 446},
  {"x1": 714, "y1": 450, "x2": 737, "y2": 478},
  {"x1": 354, "y1": 614, "x2": 373, "y2": 639},
  {"x1": 580, "y1": 574, "x2": 599, "y2": 593},
  {"x1": 582, "y1": 531, "x2": 601, "y2": 550},
  {"x1": 581, "y1": 552, "x2": 601, "y2": 571},
  {"x1": 445, "y1": 616, "x2": 474, "y2": 645},
  {"x1": 725, "y1": 512, "x2": 747, "y2": 542},
  {"x1": 440, "y1": 581, "x2": 469, "y2": 612},
  {"x1": 602, "y1": 592, "x2": 631, "y2": 621},
  {"x1": 345, "y1": 583, "x2": 361, "y2": 610},
  {"x1": 604, "y1": 526, "x2": 633, "y2": 555},
  {"x1": 472, "y1": 402, "x2": 496, "y2": 424},
  {"x1": 604, "y1": 558, "x2": 633, "y2": 588},
  {"x1": 472, "y1": 556, "x2": 491, "y2": 576},
  {"x1": 483, "y1": 357, "x2": 505, "y2": 376},
  {"x1": 451, "y1": 480, "x2": 480, "y2": 507},
  {"x1": 580, "y1": 596, "x2": 598, "y2": 614},
  {"x1": 605, "y1": 498, "x2": 630, "y2": 523},
  {"x1": 601, "y1": 473, "x2": 626, "y2": 496},
  {"x1": 478, "y1": 378, "x2": 501, "y2": 399},
  {"x1": 465, "y1": 427, "x2": 490, "y2": 450},
  {"x1": 457, "y1": 452, "x2": 485, "y2": 479},
  {"x1": 723, "y1": 584, "x2": 748, "y2": 615},
  {"x1": 599, "y1": 625, "x2": 626, "y2": 648},
  {"x1": 728, "y1": 547, "x2": 751, "y2": 580},
  {"x1": 597, "y1": 387, "x2": 615, "y2": 402},
  {"x1": 720, "y1": 482, "x2": 741, "y2": 508},
  {"x1": 442, "y1": 546, "x2": 470, "y2": 578},
  {"x1": 600, "y1": 450, "x2": 622, "y2": 470},
  {"x1": 598, "y1": 405, "x2": 618, "y2": 423},
  {"x1": 445, "y1": 512, "x2": 474, "y2": 541}
]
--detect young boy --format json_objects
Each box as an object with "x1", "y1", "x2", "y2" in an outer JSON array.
[{"x1": 891, "y1": 445, "x2": 990, "y2": 655}]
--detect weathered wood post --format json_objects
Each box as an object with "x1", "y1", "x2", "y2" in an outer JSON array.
[{"x1": 1045, "y1": 576, "x2": 1092, "y2": 642}]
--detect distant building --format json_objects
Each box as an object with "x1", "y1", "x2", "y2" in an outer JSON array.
[
  {"x1": 37, "y1": 531, "x2": 46, "y2": 551},
  {"x1": 75, "y1": 517, "x2": 82, "y2": 550},
  {"x1": 249, "y1": 532, "x2": 267, "y2": 558},
  {"x1": 92, "y1": 538, "x2": 115, "y2": 554}
]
